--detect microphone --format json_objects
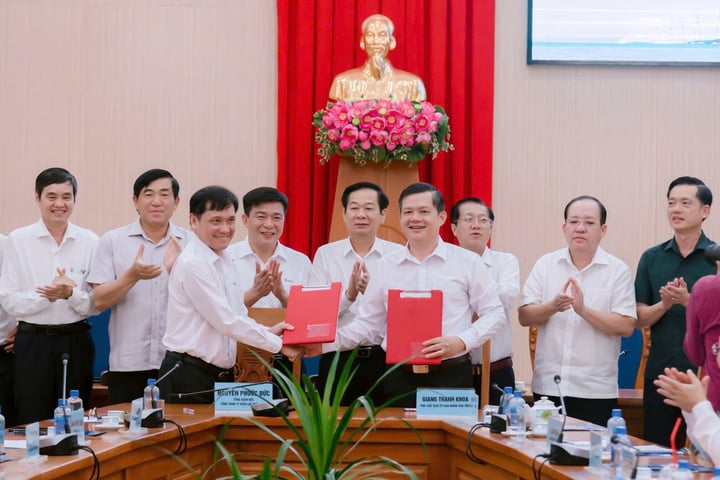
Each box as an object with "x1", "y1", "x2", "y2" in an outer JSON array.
[
  {"x1": 611, "y1": 435, "x2": 639, "y2": 478},
  {"x1": 491, "y1": 383, "x2": 505, "y2": 395},
  {"x1": 61, "y1": 353, "x2": 71, "y2": 434},
  {"x1": 618, "y1": 349, "x2": 628, "y2": 357},
  {"x1": 168, "y1": 381, "x2": 273, "y2": 400},
  {"x1": 156, "y1": 361, "x2": 182, "y2": 386},
  {"x1": 553, "y1": 375, "x2": 567, "y2": 443}
]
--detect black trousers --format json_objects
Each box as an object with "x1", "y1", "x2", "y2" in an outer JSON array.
[
  {"x1": 384, "y1": 357, "x2": 473, "y2": 408},
  {"x1": 533, "y1": 393, "x2": 617, "y2": 427},
  {"x1": 317, "y1": 347, "x2": 386, "y2": 406},
  {"x1": 473, "y1": 365, "x2": 515, "y2": 407},
  {"x1": 0, "y1": 348, "x2": 16, "y2": 426},
  {"x1": 644, "y1": 379, "x2": 685, "y2": 447},
  {"x1": 14, "y1": 322, "x2": 95, "y2": 425},
  {"x1": 160, "y1": 351, "x2": 234, "y2": 404},
  {"x1": 106, "y1": 369, "x2": 160, "y2": 404}
]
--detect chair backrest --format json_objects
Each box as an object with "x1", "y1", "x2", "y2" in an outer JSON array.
[
  {"x1": 634, "y1": 328, "x2": 651, "y2": 390},
  {"x1": 235, "y1": 307, "x2": 301, "y2": 383},
  {"x1": 470, "y1": 313, "x2": 491, "y2": 409}
]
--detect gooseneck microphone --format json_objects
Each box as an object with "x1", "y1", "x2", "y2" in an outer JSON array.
[
  {"x1": 553, "y1": 374, "x2": 567, "y2": 442},
  {"x1": 169, "y1": 382, "x2": 273, "y2": 400},
  {"x1": 61, "y1": 353, "x2": 71, "y2": 434},
  {"x1": 155, "y1": 361, "x2": 182, "y2": 386}
]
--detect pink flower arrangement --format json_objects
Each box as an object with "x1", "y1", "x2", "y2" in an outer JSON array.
[{"x1": 313, "y1": 99, "x2": 453, "y2": 165}]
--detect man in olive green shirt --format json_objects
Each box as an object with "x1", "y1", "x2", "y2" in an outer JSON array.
[{"x1": 635, "y1": 176, "x2": 715, "y2": 447}]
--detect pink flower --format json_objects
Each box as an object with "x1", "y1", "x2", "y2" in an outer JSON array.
[
  {"x1": 421, "y1": 102, "x2": 436, "y2": 116},
  {"x1": 360, "y1": 139, "x2": 372, "y2": 150},
  {"x1": 329, "y1": 102, "x2": 351, "y2": 128},
  {"x1": 414, "y1": 113, "x2": 433, "y2": 132},
  {"x1": 398, "y1": 100, "x2": 417, "y2": 118},
  {"x1": 322, "y1": 113, "x2": 335, "y2": 128},
  {"x1": 370, "y1": 130, "x2": 388, "y2": 146},
  {"x1": 340, "y1": 124, "x2": 359, "y2": 144},
  {"x1": 369, "y1": 116, "x2": 387, "y2": 131},
  {"x1": 385, "y1": 110, "x2": 406, "y2": 131},
  {"x1": 399, "y1": 127, "x2": 416, "y2": 146},
  {"x1": 339, "y1": 139, "x2": 354, "y2": 150},
  {"x1": 376, "y1": 99, "x2": 392, "y2": 114},
  {"x1": 350, "y1": 100, "x2": 370, "y2": 118},
  {"x1": 388, "y1": 130, "x2": 403, "y2": 146},
  {"x1": 416, "y1": 132, "x2": 432, "y2": 145},
  {"x1": 326, "y1": 128, "x2": 340, "y2": 142}
]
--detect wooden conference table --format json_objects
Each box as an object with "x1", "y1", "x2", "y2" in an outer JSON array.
[{"x1": 0, "y1": 404, "x2": 698, "y2": 480}]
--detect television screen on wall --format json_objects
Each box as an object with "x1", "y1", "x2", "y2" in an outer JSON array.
[{"x1": 527, "y1": 0, "x2": 720, "y2": 66}]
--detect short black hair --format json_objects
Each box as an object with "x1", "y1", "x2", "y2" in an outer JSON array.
[
  {"x1": 341, "y1": 182, "x2": 389, "y2": 211},
  {"x1": 133, "y1": 169, "x2": 179, "y2": 198},
  {"x1": 189, "y1": 186, "x2": 238, "y2": 217},
  {"x1": 450, "y1": 197, "x2": 494, "y2": 224},
  {"x1": 563, "y1": 195, "x2": 607, "y2": 225},
  {"x1": 242, "y1": 187, "x2": 288, "y2": 216},
  {"x1": 35, "y1": 167, "x2": 77, "y2": 198},
  {"x1": 667, "y1": 176, "x2": 713, "y2": 207},
  {"x1": 398, "y1": 182, "x2": 445, "y2": 213}
]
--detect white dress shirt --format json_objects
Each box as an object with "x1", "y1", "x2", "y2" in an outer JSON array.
[
  {"x1": 521, "y1": 247, "x2": 636, "y2": 399},
  {"x1": 311, "y1": 237, "x2": 404, "y2": 336},
  {"x1": 163, "y1": 235, "x2": 282, "y2": 369},
  {"x1": 469, "y1": 247, "x2": 520, "y2": 364},
  {"x1": 0, "y1": 220, "x2": 98, "y2": 324},
  {"x1": 323, "y1": 239, "x2": 506, "y2": 355},
  {"x1": 87, "y1": 220, "x2": 191, "y2": 371},
  {"x1": 227, "y1": 239, "x2": 312, "y2": 307},
  {"x1": 0, "y1": 235, "x2": 17, "y2": 344},
  {"x1": 684, "y1": 400, "x2": 720, "y2": 466}
]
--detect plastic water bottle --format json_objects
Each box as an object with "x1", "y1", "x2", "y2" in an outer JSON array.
[
  {"x1": 67, "y1": 389, "x2": 85, "y2": 444},
  {"x1": 613, "y1": 425, "x2": 632, "y2": 479},
  {"x1": 507, "y1": 390, "x2": 526, "y2": 436},
  {"x1": 607, "y1": 408, "x2": 627, "y2": 466},
  {"x1": 673, "y1": 459, "x2": 693, "y2": 479},
  {"x1": 53, "y1": 399, "x2": 69, "y2": 434},
  {"x1": 143, "y1": 378, "x2": 160, "y2": 409},
  {"x1": 712, "y1": 466, "x2": 720, "y2": 480},
  {"x1": 0, "y1": 405, "x2": 5, "y2": 453},
  {"x1": 658, "y1": 463, "x2": 674, "y2": 480},
  {"x1": 499, "y1": 386, "x2": 514, "y2": 414}
]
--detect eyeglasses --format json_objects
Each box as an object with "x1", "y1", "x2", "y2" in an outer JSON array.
[
  {"x1": 460, "y1": 216, "x2": 492, "y2": 226},
  {"x1": 566, "y1": 218, "x2": 600, "y2": 228}
]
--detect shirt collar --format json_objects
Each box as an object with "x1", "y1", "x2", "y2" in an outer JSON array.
[
  {"x1": 558, "y1": 246, "x2": 610, "y2": 268},
  {"x1": 396, "y1": 238, "x2": 448, "y2": 264},
  {"x1": 237, "y1": 238, "x2": 286, "y2": 262},
  {"x1": 665, "y1": 231, "x2": 712, "y2": 254},
  {"x1": 128, "y1": 219, "x2": 187, "y2": 245},
  {"x1": 341, "y1": 237, "x2": 385, "y2": 259},
  {"x1": 480, "y1": 247, "x2": 494, "y2": 267},
  {"x1": 35, "y1": 219, "x2": 78, "y2": 240}
]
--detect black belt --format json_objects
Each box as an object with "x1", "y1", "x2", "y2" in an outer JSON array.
[
  {"x1": 166, "y1": 351, "x2": 234, "y2": 381},
  {"x1": 17, "y1": 320, "x2": 90, "y2": 336},
  {"x1": 355, "y1": 345, "x2": 384, "y2": 359},
  {"x1": 400, "y1": 353, "x2": 471, "y2": 374},
  {"x1": 472, "y1": 357, "x2": 513, "y2": 375}
]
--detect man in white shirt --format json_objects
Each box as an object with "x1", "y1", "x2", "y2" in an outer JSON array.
[
  {"x1": 228, "y1": 187, "x2": 311, "y2": 309},
  {"x1": 311, "y1": 182, "x2": 403, "y2": 405},
  {"x1": 160, "y1": 186, "x2": 300, "y2": 403},
  {"x1": 450, "y1": 198, "x2": 519, "y2": 405},
  {"x1": 519, "y1": 195, "x2": 636, "y2": 426},
  {"x1": 0, "y1": 168, "x2": 98, "y2": 424},
  {"x1": 227, "y1": 187, "x2": 311, "y2": 376},
  {"x1": 88, "y1": 169, "x2": 190, "y2": 403},
  {"x1": 311, "y1": 183, "x2": 505, "y2": 407},
  {"x1": 0, "y1": 234, "x2": 18, "y2": 426}
]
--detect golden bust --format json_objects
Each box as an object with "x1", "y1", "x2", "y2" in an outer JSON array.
[{"x1": 329, "y1": 14, "x2": 426, "y2": 102}]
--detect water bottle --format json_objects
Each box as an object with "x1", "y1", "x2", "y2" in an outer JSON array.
[
  {"x1": 67, "y1": 389, "x2": 85, "y2": 444},
  {"x1": 658, "y1": 463, "x2": 674, "y2": 480},
  {"x1": 607, "y1": 408, "x2": 627, "y2": 466},
  {"x1": 53, "y1": 399, "x2": 69, "y2": 435},
  {"x1": 499, "y1": 386, "x2": 514, "y2": 415},
  {"x1": 673, "y1": 460, "x2": 693, "y2": 479},
  {"x1": 0, "y1": 405, "x2": 5, "y2": 453},
  {"x1": 143, "y1": 378, "x2": 160, "y2": 409},
  {"x1": 613, "y1": 426, "x2": 632, "y2": 479},
  {"x1": 712, "y1": 466, "x2": 720, "y2": 480},
  {"x1": 507, "y1": 390, "x2": 526, "y2": 436}
]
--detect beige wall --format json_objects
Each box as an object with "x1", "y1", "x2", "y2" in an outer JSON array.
[
  {"x1": 493, "y1": 1, "x2": 720, "y2": 383},
  {"x1": 1, "y1": 0, "x2": 719, "y2": 384},
  {"x1": 0, "y1": 0, "x2": 279, "y2": 238}
]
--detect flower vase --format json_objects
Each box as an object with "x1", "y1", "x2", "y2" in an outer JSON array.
[{"x1": 328, "y1": 157, "x2": 419, "y2": 244}]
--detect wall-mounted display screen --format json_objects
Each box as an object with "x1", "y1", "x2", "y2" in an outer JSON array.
[{"x1": 528, "y1": 0, "x2": 720, "y2": 66}]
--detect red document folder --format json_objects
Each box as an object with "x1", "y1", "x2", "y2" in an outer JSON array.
[
  {"x1": 282, "y1": 282, "x2": 342, "y2": 345},
  {"x1": 386, "y1": 289, "x2": 443, "y2": 365}
]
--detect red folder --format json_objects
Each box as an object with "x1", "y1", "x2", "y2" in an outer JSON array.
[
  {"x1": 282, "y1": 282, "x2": 341, "y2": 345},
  {"x1": 386, "y1": 289, "x2": 443, "y2": 365}
]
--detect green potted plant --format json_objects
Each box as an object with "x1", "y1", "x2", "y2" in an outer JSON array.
[{"x1": 201, "y1": 348, "x2": 422, "y2": 480}]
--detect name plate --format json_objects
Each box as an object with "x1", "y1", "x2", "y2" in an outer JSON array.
[
  {"x1": 214, "y1": 382, "x2": 273, "y2": 411},
  {"x1": 416, "y1": 388, "x2": 478, "y2": 418}
]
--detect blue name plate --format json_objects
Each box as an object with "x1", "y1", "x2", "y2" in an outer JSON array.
[
  {"x1": 416, "y1": 388, "x2": 478, "y2": 417},
  {"x1": 214, "y1": 382, "x2": 273, "y2": 411}
]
